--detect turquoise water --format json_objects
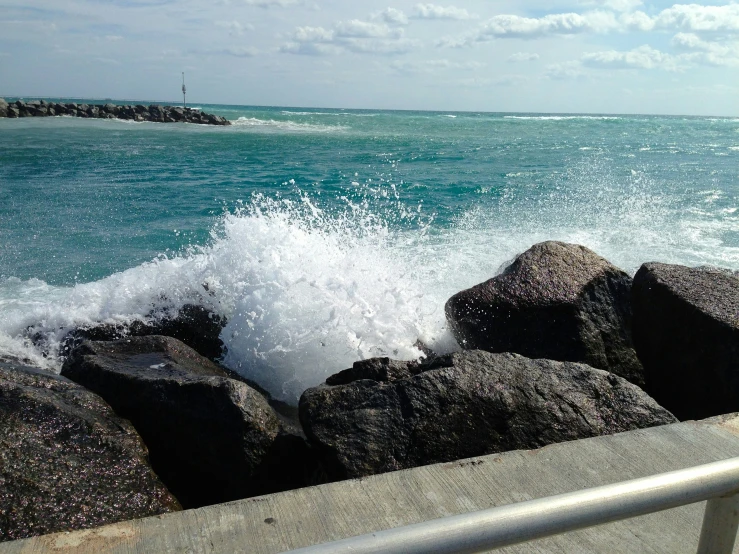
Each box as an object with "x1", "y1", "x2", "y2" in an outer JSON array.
[{"x1": 1, "y1": 103, "x2": 738, "y2": 400}]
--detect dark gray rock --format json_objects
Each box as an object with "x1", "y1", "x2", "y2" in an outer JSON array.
[
  {"x1": 6, "y1": 106, "x2": 18, "y2": 118},
  {"x1": 0, "y1": 98, "x2": 7, "y2": 118},
  {"x1": 61, "y1": 303, "x2": 226, "y2": 361},
  {"x1": 445, "y1": 241, "x2": 644, "y2": 386},
  {"x1": 632, "y1": 263, "x2": 739, "y2": 420},
  {"x1": 61, "y1": 336, "x2": 312, "y2": 508},
  {"x1": 300, "y1": 351, "x2": 676, "y2": 480},
  {"x1": 0, "y1": 359, "x2": 180, "y2": 542}
]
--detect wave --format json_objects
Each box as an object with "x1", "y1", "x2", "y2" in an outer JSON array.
[
  {"x1": 4, "y1": 167, "x2": 739, "y2": 403},
  {"x1": 280, "y1": 111, "x2": 380, "y2": 118},
  {"x1": 504, "y1": 115, "x2": 623, "y2": 121},
  {"x1": 232, "y1": 117, "x2": 349, "y2": 133}
]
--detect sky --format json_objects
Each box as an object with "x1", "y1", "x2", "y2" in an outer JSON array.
[{"x1": 1, "y1": 0, "x2": 738, "y2": 115}]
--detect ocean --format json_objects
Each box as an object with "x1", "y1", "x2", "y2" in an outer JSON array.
[{"x1": 1, "y1": 102, "x2": 737, "y2": 402}]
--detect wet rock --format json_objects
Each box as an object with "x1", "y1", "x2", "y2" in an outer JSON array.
[
  {"x1": 0, "y1": 359, "x2": 180, "y2": 542},
  {"x1": 445, "y1": 241, "x2": 645, "y2": 386},
  {"x1": 0, "y1": 98, "x2": 7, "y2": 118},
  {"x1": 61, "y1": 304, "x2": 226, "y2": 361},
  {"x1": 62, "y1": 336, "x2": 313, "y2": 508},
  {"x1": 632, "y1": 263, "x2": 739, "y2": 420},
  {"x1": 300, "y1": 351, "x2": 675, "y2": 480}
]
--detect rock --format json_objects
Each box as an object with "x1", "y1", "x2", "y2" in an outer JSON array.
[
  {"x1": 62, "y1": 303, "x2": 226, "y2": 361},
  {"x1": 300, "y1": 351, "x2": 675, "y2": 480},
  {"x1": 445, "y1": 241, "x2": 645, "y2": 386},
  {"x1": 632, "y1": 263, "x2": 739, "y2": 420},
  {"x1": 61, "y1": 336, "x2": 311, "y2": 508},
  {"x1": 0, "y1": 98, "x2": 7, "y2": 118},
  {"x1": 0, "y1": 359, "x2": 180, "y2": 542}
]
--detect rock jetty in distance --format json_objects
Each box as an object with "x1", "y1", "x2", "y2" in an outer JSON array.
[{"x1": 0, "y1": 97, "x2": 230, "y2": 126}]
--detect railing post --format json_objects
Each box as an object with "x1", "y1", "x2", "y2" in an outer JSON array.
[{"x1": 697, "y1": 494, "x2": 739, "y2": 554}]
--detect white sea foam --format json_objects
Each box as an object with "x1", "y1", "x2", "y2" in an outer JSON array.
[
  {"x1": 504, "y1": 115, "x2": 623, "y2": 121},
  {"x1": 231, "y1": 117, "x2": 348, "y2": 133}
]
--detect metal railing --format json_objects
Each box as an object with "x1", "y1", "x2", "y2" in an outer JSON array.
[{"x1": 285, "y1": 457, "x2": 739, "y2": 554}]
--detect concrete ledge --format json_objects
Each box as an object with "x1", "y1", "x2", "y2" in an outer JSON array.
[{"x1": 5, "y1": 414, "x2": 739, "y2": 553}]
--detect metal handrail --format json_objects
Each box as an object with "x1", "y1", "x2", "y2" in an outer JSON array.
[{"x1": 285, "y1": 457, "x2": 739, "y2": 554}]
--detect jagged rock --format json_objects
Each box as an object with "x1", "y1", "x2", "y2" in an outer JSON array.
[
  {"x1": 61, "y1": 303, "x2": 226, "y2": 361},
  {"x1": 62, "y1": 336, "x2": 314, "y2": 508},
  {"x1": 5, "y1": 100, "x2": 231, "y2": 125},
  {"x1": 300, "y1": 351, "x2": 676, "y2": 480},
  {"x1": 0, "y1": 359, "x2": 180, "y2": 542},
  {"x1": 445, "y1": 241, "x2": 644, "y2": 386},
  {"x1": 632, "y1": 263, "x2": 739, "y2": 420},
  {"x1": 0, "y1": 98, "x2": 7, "y2": 118}
]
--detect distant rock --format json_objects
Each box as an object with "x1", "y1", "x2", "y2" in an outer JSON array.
[
  {"x1": 1, "y1": 100, "x2": 230, "y2": 125},
  {"x1": 62, "y1": 336, "x2": 315, "y2": 508},
  {"x1": 445, "y1": 241, "x2": 645, "y2": 386},
  {"x1": 632, "y1": 263, "x2": 739, "y2": 420},
  {"x1": 300, "y1": 351, "x2": 675, "y2": 480},
  {"x1": 0, "y1": 359, "x2": 180, "y2": 542}
]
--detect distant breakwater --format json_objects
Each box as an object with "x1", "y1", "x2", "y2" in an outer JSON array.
[{"x1": 0, "y1": 98, "x2": 231, "y2": 126}]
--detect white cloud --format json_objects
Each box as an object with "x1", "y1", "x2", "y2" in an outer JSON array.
[
  {"x1": 242, "y1": 0, "x2": 302, "y2": 6},
  {"x1": 546, "y1": 60, "x2": 588, "y2": 80},
  {"x1": 413, "y1": 4, "x2": 475, "y2": 20},
  {"x1": 438, "y1": 3, "x2": 739, "y2": 49},
  {"x1": 448, "y1": 11, "x2": 620, "y2": 44},
  {"x1": 293, "y1": 26, "x2": 334, "y2": 42},
  {"x1": 655, "y1": 4, "x2": 739, "y2": 33},
  {"x1": 282, "y1": 16, "x2": 414, "y2": 56},
  {"x1": 334, "y1": 20, "x2": 403, "y2": 39},
  {"x1": 581, "y1": 44, "x2": 681, "y2": 70},
  {"x1": 373, "y1": 8, "x2": 408, "y2": 26},
  {"x1": 279, "y1": 41, "x2": 339, "y2": 55},
  {"x1": 390, "y1": 58, "x2": 485, "y2": 73},
  {"x1": 507, "y1": 52, "x2": 540, "y2": 62},
  {"x1": 215, "y1": 20, "x2": 253, "y2": 36},
  {"x1": 672, "y1": 33, "x2": 739, "y2": 66},
  {"x1": 581, "y1": 0, "x2": 643, "y2": 12}
]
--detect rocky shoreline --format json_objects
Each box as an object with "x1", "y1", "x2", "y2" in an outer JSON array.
[
  {"x1": 2, "y1": 240, "x2": 739, "y2": 542},
  {"x1": 0, "y1": 98, "x2": 230, "y2": 125}
]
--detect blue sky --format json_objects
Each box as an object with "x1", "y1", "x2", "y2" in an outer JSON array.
[{"x1": 1, "y1": 0, "x2": 738, "y2": 114}]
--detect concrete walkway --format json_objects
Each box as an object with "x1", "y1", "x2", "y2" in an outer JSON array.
[{"x1": 5, "y1": 414, "x2": 739, "y2": 553}]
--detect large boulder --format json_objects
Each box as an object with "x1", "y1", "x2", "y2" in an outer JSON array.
[
  {"x1": 61, "y1": 336, "x2": 312, "y2": 508},
  {"x1": 632, "y1": 263, "x2": 739, "y2": 420},
  {"x1": 445, "y1": 241, "x2": 644, "y2": 386},
  {"x1": 61, "y1": 303, "x2": 226, "y2": 361},
  {"x1": 0, "y1": 98, "x2": 7, "y2": 118},
  {"x1": 300, "y1": 351, "x2": 675, "y2": 480},
  {"x1": 0, "y1": 360, "x2": 180, "y2": 542}
]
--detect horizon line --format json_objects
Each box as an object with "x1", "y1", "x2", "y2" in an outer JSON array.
[{"x1": 1, "y1": 95, "x2": 737, "y2": 119}]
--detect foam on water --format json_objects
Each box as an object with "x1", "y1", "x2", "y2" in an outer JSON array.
[{"x1": 232, "y1": 117, "x2": 349, "y2": 133}]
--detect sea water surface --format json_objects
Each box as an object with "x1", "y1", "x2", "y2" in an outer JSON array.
[{"x1": 1, "y1": 102, "x2": 737, "y2": 401}]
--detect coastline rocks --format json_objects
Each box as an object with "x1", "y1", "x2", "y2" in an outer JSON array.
[
  {"x1": 0, "y1": 359, "x2": 180, "y2": 542},
  {"x1": 61, "y1": 304, "x2": 227, "y2": 361},
  {"x1": 61, "y1": 336, "x2": 308, "y2": 508},
  {"x1": 445, "y1": 241, "x2": 645, "y2": 386},
  {"x1": 0, "y1": 99, "x2": 230, "y2": 126},
  {"x1": 632, "y1": 263, "x2": 739, "y2": 420},
  {"x1": 0, "y1": 99, "x2": 7, "y2": 118},
  {"x1": 299, "y1": 351, "x2": 675, "y2": 480}
]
